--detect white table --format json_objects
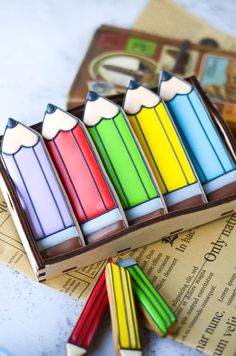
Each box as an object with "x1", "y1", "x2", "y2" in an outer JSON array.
[{"x1": 0, "y1": 1, "x2": 235, "y2": 355}]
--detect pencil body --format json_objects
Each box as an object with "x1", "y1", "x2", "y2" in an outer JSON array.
[
  {"x1": 105, "y1": 262, "x2": 142, "y2": 356},
  {"x1": 67, "y1": 262, "x2": 109, "y2": 355},
  {"x1": 42, "y1": 105, "x2": 127, "y2": 243},
  {"x1": 83, "y1": 92, "x2": 166, "y2": 223},
  {"x1": 119, "y1": 258, "x2": 176, "y2": 337},
  {"x1": 1, "y1": 120, "x2": 82, "y2": 257},
  {"x1": 124, "y1": 81, "x2": 206, "y2": 210},
  {"x1": 159, "y1": 71, "x2": 236, "y2": 200}
]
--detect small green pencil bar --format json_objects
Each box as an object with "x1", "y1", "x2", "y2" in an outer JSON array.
[
  {"x1": 118, "y1": 258, "x2": 176, "y2": 337},
  {"x1": 83, "y1": 91, "x2": 166, "y2": 224}
]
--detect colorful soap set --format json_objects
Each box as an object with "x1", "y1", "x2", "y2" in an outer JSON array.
[
  {"x1": 66, "y1": 259, "x2": 176, "y2": 356},
  {"x1": 1, "y1": 73, "x2": 236, "y2": 280}
]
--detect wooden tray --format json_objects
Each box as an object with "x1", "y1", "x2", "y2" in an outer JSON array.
[{"x1": 0, "y1": 77, "x2": 236, "y2": 281}]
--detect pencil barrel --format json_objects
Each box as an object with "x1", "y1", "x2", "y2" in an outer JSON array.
[
  {"x1": 1, "y1": 122, "x2": 81, "y2": 257},
  {"x1": 159, "y1": 71, "x2": 236, "y2": 199},
  {"x1": 68, "y1": 264, "x2": 108, "y2": 351},
  {"x1": 42, "y1": 107, "x2": 127, "y2": 242},
  {"x1": 119, "y1": 259, "x2": 176, "y2": 337},
  {"x1": 106, "y1": 262, "x2": 141, "y2": 354},
  {"x1": 83, "y1": 94, "x2": 166, "y2": 222}
]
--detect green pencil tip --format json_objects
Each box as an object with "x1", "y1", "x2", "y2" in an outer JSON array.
[{"x1": 87, "y1": 91, "x2": 99, "y2": 102}]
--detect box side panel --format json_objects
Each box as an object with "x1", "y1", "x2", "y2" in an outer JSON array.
[
  {"x1": 0, "y1": 174, "x2": 44, "y2": 277},
  {"x1": 44, "y1": 199, "x2": 236, "y2": 279}
]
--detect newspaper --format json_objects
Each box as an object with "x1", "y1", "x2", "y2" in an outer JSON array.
[
  {"x1": 1, "y1": 187, "x2": 236, "y2": 355},
  {"x1": 118, "y1": 215, "x2": 236, "y2": 355}
]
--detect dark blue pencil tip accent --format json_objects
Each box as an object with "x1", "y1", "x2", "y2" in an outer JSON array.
[
  {"x1": 160, "y1": 70, "x2": 173, "y2": 82},
  {"x1": 46, "y1": 103, "x2": 57, "y2": 114},
  {"x1": 7, "y1": 118, "x2": 18, "y2": 128},
  {"x1": 87, "y1": 91, "x2": 99, "y2": 102},
  {"x1": 128, "y1": 80, "x2": 140, "y2": 90}
]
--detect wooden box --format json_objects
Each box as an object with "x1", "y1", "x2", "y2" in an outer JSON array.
[{"x1": 1, "y1": 77, "x2": 236, "y2": 281}]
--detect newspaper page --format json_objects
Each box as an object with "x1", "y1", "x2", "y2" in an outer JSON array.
[
  {"x1": 0, "y1": 187, "x2": 236, "y2": 355},
  {"x1": 118, "y1": 215, "x2": 236, "y2": 355}
]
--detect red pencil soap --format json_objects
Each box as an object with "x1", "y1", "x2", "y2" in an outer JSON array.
[
  {"x1": 42, "y1": 105, "x2": 127, "y2": 243},
  {"x1": 66, "y1": 261, "x2": 110, "y2": 356}
]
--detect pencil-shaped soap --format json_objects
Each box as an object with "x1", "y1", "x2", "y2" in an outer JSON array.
[
  {"x1": 123, "y1": 81, "x2": 206, "y2": 210},
  {"x1": 118, "y1": 259, "x2": 176, "y2": 337},
  {"x1": 159, "y1": 71, "x2": 236, "y2": 200},
  {"x1": 66, "y1": 260, "x2": 110, "y2": 356},
  {"x1": 1, "y1": 119, "x2": 83, "y2": 258},
  {"x1": 42, "y1": 104, "x2": 127, "y2": 243},
  {"x1": 83, "y1": 91, "x2": 166, "y2": 224},
  {"x1": 105, "y1": 262, "x2": 142, "y2": 356}
]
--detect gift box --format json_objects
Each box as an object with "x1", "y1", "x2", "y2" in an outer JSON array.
[{"x1": 0, "y1": 77, "x2": 236, "y2": 281}]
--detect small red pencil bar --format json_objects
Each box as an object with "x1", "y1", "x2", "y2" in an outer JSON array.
[
  {"x1": 66, "y1": 260, "x2": 110, "y2": 355},
  {"x1": 49, "y1": 122, "x2": 115, "y2": 223},
  {"x1": 43, "y1": 105, "x2": 115, "y2": 222}
]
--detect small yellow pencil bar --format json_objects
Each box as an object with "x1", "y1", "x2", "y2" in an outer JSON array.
[
  {"x1": 105, "y1": 262, "x2": 142, "y2": 356},
  {"x1": 124, "y1": 81, "x2": 206, "y2": 211}
]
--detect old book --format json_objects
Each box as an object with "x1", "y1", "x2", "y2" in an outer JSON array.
[{"x1": 67, "y1": 25, "x2": 236, "y2": 137}]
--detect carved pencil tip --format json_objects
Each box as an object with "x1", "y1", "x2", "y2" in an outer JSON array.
[
  {"x1": 87, "y1": 91, "x2": 99, "y2": 102},
  {"x1": 7, "y1": 118, "x2": 18, "y2": 128},
  {"x1": 46, "y1": 103, "x2": 57, "y2": 114}
]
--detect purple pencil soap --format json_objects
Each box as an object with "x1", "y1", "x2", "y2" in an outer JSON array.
[{"x1": 1, "y1": 119, "x2": 84, "y2": 258}]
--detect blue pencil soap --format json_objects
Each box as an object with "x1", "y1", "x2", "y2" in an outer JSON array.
[{"x1": 158, "y1": 71, "x2": 236, "y2": 200}]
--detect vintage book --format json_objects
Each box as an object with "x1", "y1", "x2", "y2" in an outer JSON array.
[
  {"x1": 67, "y1": 25, "x2": 236, "y2": 136},
  {"x1": 134, "y1": 0, "x2": 236, "y2": 51}
]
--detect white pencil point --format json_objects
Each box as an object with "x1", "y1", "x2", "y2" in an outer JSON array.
[{"x1": 66, "y1": 343, "x2": 86, "y2": 356}]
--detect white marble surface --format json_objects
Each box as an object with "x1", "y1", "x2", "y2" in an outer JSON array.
[{"x1": 0, "y1": 1, "x2": 236, "y2": 355}]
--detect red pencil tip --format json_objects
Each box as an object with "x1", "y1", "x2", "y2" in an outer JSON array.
[{"x1": 47, "y1": 103, "x2": 57, "y2": 114}]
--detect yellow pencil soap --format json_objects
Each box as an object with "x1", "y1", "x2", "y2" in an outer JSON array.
[
  {"x1": 123, "y1": 81, "x2": 206, "y2": 211},
  {"x1": 105, "y1": 262, "x2": 142, "y2": 356}
]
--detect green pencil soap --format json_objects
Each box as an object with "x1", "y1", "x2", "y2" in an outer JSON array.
[
  {"x1": 118, "y1": 258, "x2": 176, "y2": 337},
  {"x1": 83, "y1": 91, "x2": 166, "y2": 224}
]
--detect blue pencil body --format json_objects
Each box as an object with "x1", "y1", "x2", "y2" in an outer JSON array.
[{"x1": 166, "y1": 87, "x2": 234, "y2": 184}]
